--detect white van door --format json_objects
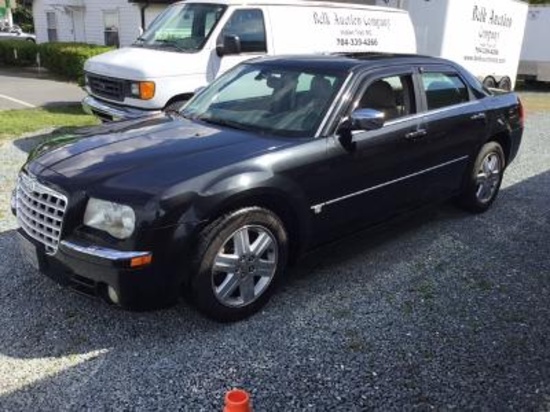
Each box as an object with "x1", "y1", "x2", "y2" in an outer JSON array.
[{"x1": 208, "y1": 8, "x2": 269, "y2": 81}]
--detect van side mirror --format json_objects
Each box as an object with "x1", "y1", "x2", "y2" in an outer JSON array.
[{"x1": 216, "y1": 35, "x2": 241, "y2": 57}]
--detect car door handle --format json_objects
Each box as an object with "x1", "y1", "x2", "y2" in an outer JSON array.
[
  {"x1": 471, "y1": 112, "x2": 487, "y2": 121},
  {"x1": 405, "y1": 129, "x2": 427, "y2": 140}
]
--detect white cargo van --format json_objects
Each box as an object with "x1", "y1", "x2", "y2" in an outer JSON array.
[
  {"x1": 518, "y1": 5, "x2": 550, "y2": 83},
  {"x1": 376, "y1": 0, "x2": 528, "y2": 90},
  {"x1": 82, "y1": 0, "x2": 416, "y2": 121}
]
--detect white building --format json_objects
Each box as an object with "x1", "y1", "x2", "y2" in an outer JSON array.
[{"x1": 32, "y1": 0, "x2": 176, "y2": 46}]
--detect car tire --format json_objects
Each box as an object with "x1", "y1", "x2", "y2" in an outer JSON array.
[
  {"x1": 190, "y1": 207, "x2": 288, "y2": 322},
  {"x1": 482, "y1": 76, "x2": 497, "y2": 89},
  {"x1": 458, "y1": 141, "x2": 505, "y2": 213},
  {"x1": 498, "y1": 76, "x2": 512, "y2": 91}
]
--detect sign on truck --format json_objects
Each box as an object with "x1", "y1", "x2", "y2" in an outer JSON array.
[
  {"x1": 377, "y1": 0, "x2": 528, "y2": 90},
  {"x1": 82, "y1": 0, "x2": 416, "y2": 122}
]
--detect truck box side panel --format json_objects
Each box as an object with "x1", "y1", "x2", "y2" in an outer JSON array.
[
  {"x1": 405, "y1": 0, "x2": 448, "y2": 57},
  {"x1": 440, "y1": 0, "x2": 527, "y2": 86},
  {"x1": 521, "y1": 7, "x2": 550, "y2": 62},
  {"x1": 268, "y1": 4, "x2": 416, "y2": 55}
]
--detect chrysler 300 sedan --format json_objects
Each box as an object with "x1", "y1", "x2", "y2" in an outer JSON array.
[{"x1": 12, "y1": 54, "x2": 523, "y2": 321}]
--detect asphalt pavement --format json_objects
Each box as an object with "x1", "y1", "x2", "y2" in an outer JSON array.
[{"x1": 0, "y1": 67, "x2": 85, "y2": 110}]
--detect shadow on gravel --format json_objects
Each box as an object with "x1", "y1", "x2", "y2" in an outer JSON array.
[{"x1": 0, "y1": 171, "x2": 548, "y2": 410}]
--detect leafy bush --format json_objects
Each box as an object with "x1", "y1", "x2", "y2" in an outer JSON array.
[
  {"x1": 0, "y1": 41, "x2": 113, "y2": 83},
  {"x1": 38, "y1": 43, "x2": 114, "y2": 84},
  {"x1": 0, "y1": 40, "x2": 38, "y2": 66}
]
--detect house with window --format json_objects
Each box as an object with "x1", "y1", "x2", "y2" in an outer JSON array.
[{"x1": 32, "y1": 0, "x2": 177, "y2": 46}]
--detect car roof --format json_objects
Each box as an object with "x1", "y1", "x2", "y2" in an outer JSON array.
[{"x1": 248, "y1": 53, "x2": 457, "y2": 73}]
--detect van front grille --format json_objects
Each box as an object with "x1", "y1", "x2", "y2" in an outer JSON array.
[
  {"x1": 87, "y1": 73, "x2": 126, "y2": 102},
  {"x1": 16, "y1": 173, "x2": 67, "y2": 255}
]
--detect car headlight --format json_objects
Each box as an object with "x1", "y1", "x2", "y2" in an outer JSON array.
[
  {"x1": 83, "y1": 198, "x2": 136, "y2": 239},
  {"x1": 129, "y1": 81, "x2": 156, "y2": 100}
]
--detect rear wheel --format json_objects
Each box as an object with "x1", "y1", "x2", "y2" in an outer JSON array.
[
  {"x1": 458, "y1": 141, "x2": 505, "y2": 213},
  {"x1": 498, "y1": 77, "x2": 512, "y2": 91},
  {"x1": 190, "y1": 207, "x2": 288, "y2": 322}
]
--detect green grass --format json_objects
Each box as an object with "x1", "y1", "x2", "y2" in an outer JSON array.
[{"x1": 0, "y1": 105, "x2": 99, "y2": 140}]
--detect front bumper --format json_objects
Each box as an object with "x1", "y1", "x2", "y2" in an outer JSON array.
[
  {"x1": 17, "y1": 230, "x2": 179, "y2": 309},
  {"x1": 82, "y1": 95, "x2": 162, "y2": 122}
]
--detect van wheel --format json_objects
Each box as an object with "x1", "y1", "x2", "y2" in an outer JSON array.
[
  {"x1": 190, "y1": 207, "x2": 288, "y2": 322},
  {"x1": 482, "y1": 76, "x2": 497, "y2": 89},
  {"x1": 498, "y1": 77, "x2": 512, "y2": 91},
  {"x1": 164, "y1": 99, "x2": 188, "y2": 113},
  {"x1": 458, "y1": 141, "x2": 505, "y2": 213}
]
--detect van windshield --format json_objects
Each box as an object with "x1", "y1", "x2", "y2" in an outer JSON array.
[
  {"x1": 182, "y1": 64, "x2": 347, "y2": 137},
  {"x1": 135, "y1": 3, "x2": 226, "y2": 52}
]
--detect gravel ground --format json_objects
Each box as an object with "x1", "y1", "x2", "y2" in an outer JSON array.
[{"x1": 0, "y1": 108, "x2": 549, "y2": 410}]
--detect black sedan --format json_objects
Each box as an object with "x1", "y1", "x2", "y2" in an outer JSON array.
[{"x1": 12, "y1": 54, "x2": 524, "y2": 321}]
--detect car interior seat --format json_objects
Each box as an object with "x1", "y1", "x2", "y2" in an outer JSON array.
[{"x1": 359, "y1": 80, "x2": 399, "y2": 121}]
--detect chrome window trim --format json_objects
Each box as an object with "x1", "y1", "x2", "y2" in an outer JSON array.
[
  {"x1": 311, "y1": 155, "x2": 469, "y2": 213},
  {"x1": 315, "y1": 72, "x2": 355, "y2": 138}
]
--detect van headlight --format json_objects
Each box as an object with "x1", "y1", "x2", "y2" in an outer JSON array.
[
  {"x1": 83, "y1": 198, "x2": 136, "y2": 239},
  {"x1": 129, "y1": 81, "x2": 156, "y2": 100}
]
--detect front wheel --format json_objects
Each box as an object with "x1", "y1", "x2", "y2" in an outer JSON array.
[
  {"x1": 483, "y1": 76, "x2": 497, "y2": 89},
  {"x1": 164, "y1": 99, "x2": 188, "y2": 113},
  {"x1": 190, "y1": 207, "x2": 288, "y2": 322},
  {"x1": 458, "y1": 141, "x2": 505, "y2": 213}
]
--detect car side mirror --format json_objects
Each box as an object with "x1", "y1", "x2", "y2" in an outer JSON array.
[
  {"x1": 349, "y1": 108, "x2": 385, "y2": 131},
  {"x1": 216, "y1": 35, "x2": 241, "y2": 57},
  {"x1": 338, "y1": 109, "x2": 385, "y2": 150}
]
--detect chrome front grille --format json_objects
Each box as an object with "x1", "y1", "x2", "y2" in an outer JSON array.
[
  {"x1": 87, "y1": 73, "x2": 126, "y2": 102},
  {"x1": 16, "y1": 173, "x2": 67, "y2": 255}
]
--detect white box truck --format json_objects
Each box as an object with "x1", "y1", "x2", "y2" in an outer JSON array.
[
  {"x1": 376, "y1": 0, "x2": 528, "y2": 90},
  {"x1": 82, "y1": 0, "x2": 416, "y2": 121},
  {"x1": 518, "y1": 5, "x2": 550, "y2": 83}
]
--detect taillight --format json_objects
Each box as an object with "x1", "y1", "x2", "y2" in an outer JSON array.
[{"x1": 518, "y1": 98, "x2": 525, "y2": 127}]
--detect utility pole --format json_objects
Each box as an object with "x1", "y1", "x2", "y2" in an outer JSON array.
[{"x1": 7, "y1": 0, "x2": 13, "y2": 27}]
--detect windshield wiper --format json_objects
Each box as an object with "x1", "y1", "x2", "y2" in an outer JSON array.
[
  {"x1": 197, "y1": 116, "x2": 254, "y2": 132},
  {"x1": 154, "y1": 39, "x2": 188, "y2": 52},
  {"x1": 132, "y1": 36, "x2": 145, "y2": 46}
]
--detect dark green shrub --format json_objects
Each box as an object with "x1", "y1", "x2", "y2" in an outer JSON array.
[
  {"x1": 38, "y1": 43, "x2": 114, "y2": 83},
  {"x1": 0, "y1": 41, "x2": 113, "y2": 83},
  {"x1": 0, "y1": 40, "x2": 38, "y2": 66}
]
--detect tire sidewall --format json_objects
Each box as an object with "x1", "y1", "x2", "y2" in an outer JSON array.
[
  {"x1": 463, "y1": 141, "x2": 505, "y2": 212},
  {"x1": 191, "y1": 208, "x2": 288, "y2": 322}
]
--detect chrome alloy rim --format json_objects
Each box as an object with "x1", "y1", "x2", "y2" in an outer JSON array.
[
  {"x1": 212, "y1": 225, "x2": 278, "y2": 308},
  {"x1": 476, "y1": 152, "x2": 501, "y2": 203}
]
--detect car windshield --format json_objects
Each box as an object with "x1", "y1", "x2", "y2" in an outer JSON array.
[
  {"x1": 182, "y1": 64, "x2": 347, "y2": 137},
  {"x1": 135, "y1": 3, "x2": 226, "y2": 52}
]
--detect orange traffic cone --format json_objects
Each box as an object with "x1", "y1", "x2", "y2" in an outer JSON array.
[{"x1": 224, "y1": 388, "x2": 252, "y2": 412}]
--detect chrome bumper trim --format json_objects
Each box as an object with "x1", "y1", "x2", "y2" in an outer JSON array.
[
  {"x1": 60, "y1": 240, "x2": 151, "y2": 261},
  {"x1": 81, "y1": 95, "x2": 161, "y2": 122}
]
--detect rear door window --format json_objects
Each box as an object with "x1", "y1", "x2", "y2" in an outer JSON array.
[{"x1": 421, "y1": 72, "x2": 470, "y2": 110}]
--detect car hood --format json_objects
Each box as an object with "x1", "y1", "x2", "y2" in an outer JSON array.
[
  {"x1": 27, "y1": 115, "x2": 293, "y2": 198},
  {"x1": 84, "y1": 47, "x2": 207, "y2": 79}
]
